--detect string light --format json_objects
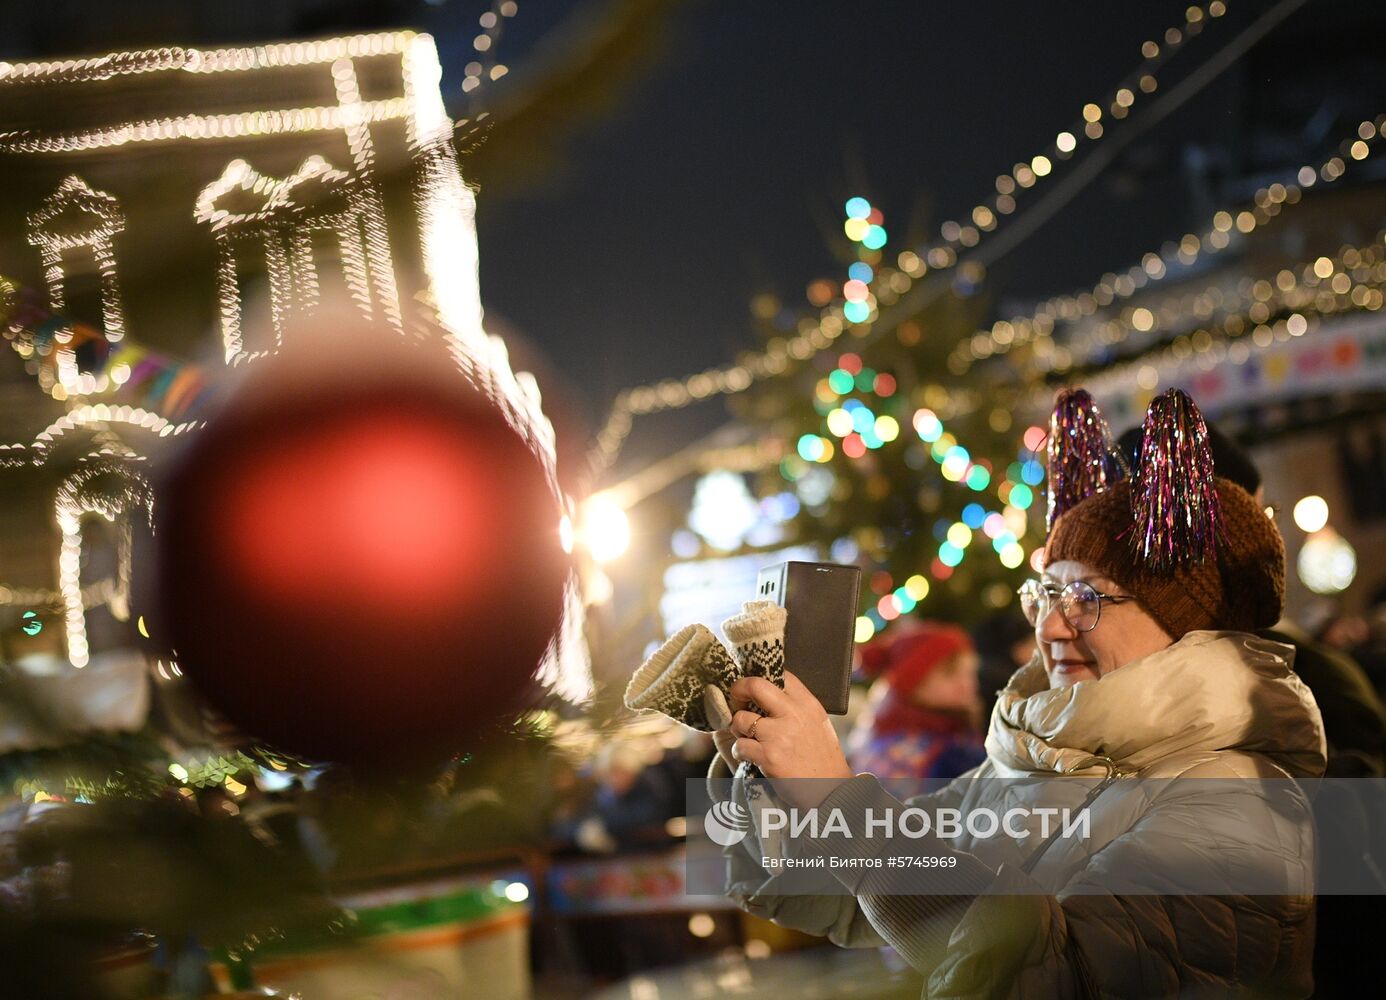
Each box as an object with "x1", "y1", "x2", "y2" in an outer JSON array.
[
  {"x1": 462, "y1": 1, "x2": 517, "y2": 95},
  {"x1": 955, "y1": 113, "x2": 1386, "y2": 374},
  {"x1": 928, "y1": 3, "x2": 1223, "y2": 259},
  {"x1": 1050, "y1": 232, "x2": 1386, "y2": 377},
  {"x1": 812, "y1": 363, "x2": 1044, "y2": 643},
  {"x1": 0, "y1": 577, "x2": 117, "y2": 609},
  {"x1": 1026, "y1": 232, "x2": 1386, "y2": 405},
  {"x1": 196, "y1": 155, "x2": 399, "y2": 364}
]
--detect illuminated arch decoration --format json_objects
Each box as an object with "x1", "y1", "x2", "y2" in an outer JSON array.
[
  {"x1": 54, "y1": 461, "x2": 153, "y2": 668},
  {"x1": 30, "y1": 403, "x2": 202, "y2": 462},
  {"x1": 196, "y1": 155, "x2": 399, "y2": 364}
]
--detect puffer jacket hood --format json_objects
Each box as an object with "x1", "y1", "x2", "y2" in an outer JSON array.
[{"x1": 986, "y1": 629, "x2": 1327, "y2": 780}]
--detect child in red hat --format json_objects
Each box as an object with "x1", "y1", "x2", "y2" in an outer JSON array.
[{"x1": 845, "y1": 622, "x2": 986, "y2": 782}]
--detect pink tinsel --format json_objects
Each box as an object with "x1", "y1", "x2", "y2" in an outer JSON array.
[
  {"x1": 1130, "y1": 388, "x2": 1225, "y2": 571},
  {"x1": 1045, "y1": 387, "x2": 1127, "y2": 531}
]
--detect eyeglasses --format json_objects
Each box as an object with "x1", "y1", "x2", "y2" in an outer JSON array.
[{"x1": 1017, "y1": 579, "x2": 1138, "y2": 633}]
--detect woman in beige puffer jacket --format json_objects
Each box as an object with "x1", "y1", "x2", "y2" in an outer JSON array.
[
  {"x1": 722, "y1": 628, "x2": 1324, "y2": 998},
  {"x1": 716, "y1": 391, "x2": 1324, "y2": 998}
]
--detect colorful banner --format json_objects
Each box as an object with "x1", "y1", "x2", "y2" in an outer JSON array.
[{"x1": 1086, "y1": 314, "x2": 1386, "y2": 426}]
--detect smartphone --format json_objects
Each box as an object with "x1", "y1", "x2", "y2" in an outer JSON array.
[{"x1": 755, "y1": 561, "x2": 861, "y2": 715}]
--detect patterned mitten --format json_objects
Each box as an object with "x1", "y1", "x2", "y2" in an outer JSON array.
[
  {"x1": 721, "y1": 599, "x2": 787, "y2": 692},
  {"x1": 719, "y1": 601, "x2": 788, "y2": 785},
  {"x1": 624, "y1": 624, "x2": 739, "y2": 732}
]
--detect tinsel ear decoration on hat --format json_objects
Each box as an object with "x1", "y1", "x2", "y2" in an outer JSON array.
[
  {"x1": 1046, "y1": 387, "x2": 1128, "y2": 531},
  {"x1": 1129, "y1": 388, "x2": 1226, "y2": 572}
]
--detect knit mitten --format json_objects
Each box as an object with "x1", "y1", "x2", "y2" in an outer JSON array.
[
  {"x1": 720, "y1": 599, "x2": 787, "y2": 698},
  {"x1": 624, "y1": 624, "x2": 740, "y2": 732}
]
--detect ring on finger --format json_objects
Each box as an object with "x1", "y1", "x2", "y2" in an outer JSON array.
[{"x1": 747, "y1": 716, "x2": 761, "y2": 741}]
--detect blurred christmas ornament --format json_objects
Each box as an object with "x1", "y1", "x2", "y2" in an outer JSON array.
[{"x1": 153, "y1": 329, "x2": 570, "y2": 768}]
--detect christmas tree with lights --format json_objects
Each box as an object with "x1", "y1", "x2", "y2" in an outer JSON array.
[{"x1": 731, "y1": 196, "x2": 1051, "y2": 640}]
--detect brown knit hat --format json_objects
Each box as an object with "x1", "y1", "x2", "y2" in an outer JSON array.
[{"x1": 1043, "y1": 476, "x2": 1286, "y2": 639}]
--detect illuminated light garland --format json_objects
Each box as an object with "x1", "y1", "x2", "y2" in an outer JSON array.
[
  {"x1": 0, "y1": 33, "x2": 413, "y2": 85},
  {"x1": 953, "y1": 113, "x2": 1386, "y2": 374},
  {"x1": 1040, "y1": 255, "x2": 1386, "y2": 419},
  {"x1": 936, "y1": 247, "x2": 1386, "y2": 432},
  {"x1": 0, "y1": 99, "x2": 416, "y2": 153},
  {"x1": 588, "y1": 5, "x2": 1228, "y2": 477},
  {"x1": 929, "y1": 2, "x2": 1225, "y2": 260},
  {"x1": 810, "y1": 366, "x2": 1043, "y2": 643},
  {"x1": 54, "y1": 461, "x2": 154, "y2": 667},
  {"x1": 842, "y1": 198, "x2": 888, "y2": 325},
  {"x1": 1023, "y1": 234, "x2": 1386, "y2": 387},
  {"x1": 462, "y1": 1, "x2": 520, "y2": 95},
  {"x1": 27, "y1": 406, "x2": 203, "y2": 461},
  {"x1": 329, "y1": 54, "x2": 405, "y2": 335}
]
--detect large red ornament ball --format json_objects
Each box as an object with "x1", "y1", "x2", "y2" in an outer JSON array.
[{"x1": 153, "y1": 337, "x2": 570, "y2": 768}]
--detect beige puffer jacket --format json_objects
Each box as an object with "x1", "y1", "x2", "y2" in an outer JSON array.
[{"x1": 724, "y1": 631, "x2": 1328, "y2": 998}]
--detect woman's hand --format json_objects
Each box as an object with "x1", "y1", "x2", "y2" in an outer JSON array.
[{"x1": 720, "y1": 670, "x2": 853, "y2": 809}]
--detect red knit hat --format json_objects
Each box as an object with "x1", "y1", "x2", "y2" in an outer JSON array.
[{"x1": 861, "y1": 624, "x2": 973, "y2": 695}]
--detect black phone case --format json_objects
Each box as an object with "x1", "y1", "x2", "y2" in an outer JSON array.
[{"x1": 755, "y1": 561, "x2": 861, "y2": 715}]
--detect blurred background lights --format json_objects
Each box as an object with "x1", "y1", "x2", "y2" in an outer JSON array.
[
  {"x1": 1297, "y1": 528, "x2": 1356, "y2": 594},
  {"x1": 689, "y1": 471, "x2": 760, "y2": 551},
  {"x1": 843, "y1": 300, "x2": 870, "y2": 323},
  {"x1": 670, "y1": 528, "x2": 700, "y2": 559},
  {"x1": 577, "y1": 493, "x2": 631, "y2": 563},
  {"x1": 795, "y1": 465, "x2": 835, "y2": 506},
  {"x1": 1292, "y1": 495, "x2": 1329, "y2": 533}
]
